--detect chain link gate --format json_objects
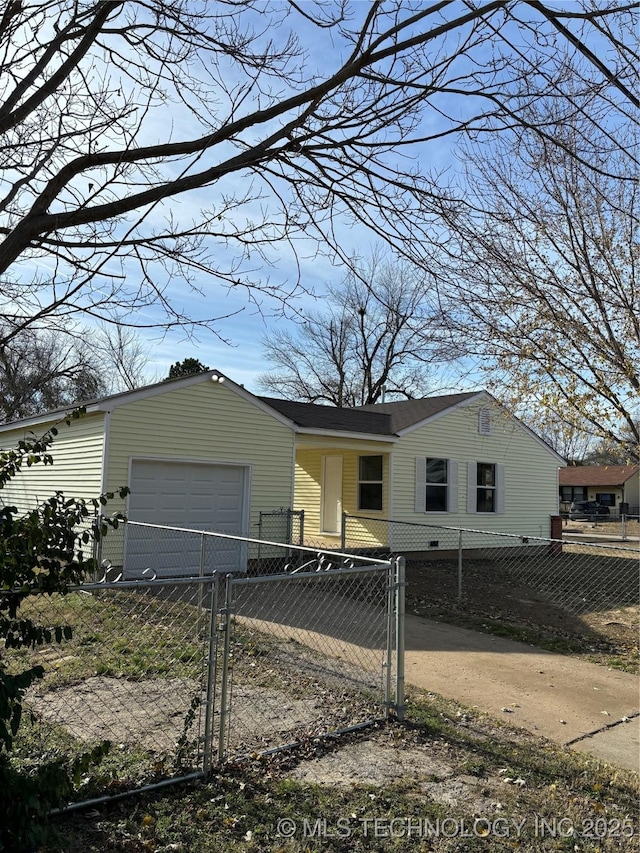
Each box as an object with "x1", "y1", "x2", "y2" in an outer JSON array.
[
  {"x1": 211, "y1": 558, "x2": 404, "y2": 766},
  {"x1": 7, "y1": 521, "x2": 402, "y2": 814}
]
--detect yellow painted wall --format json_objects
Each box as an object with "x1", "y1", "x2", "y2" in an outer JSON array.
[
  {"x1": 294, "y1": 440, "x2": 392, "y2": 546},
  {"x1": 105, "y1": 381, "x2": 295, "y2": 529},
  {"x1": 0, "y1": 414, "x2": 106, "y2": 515}
]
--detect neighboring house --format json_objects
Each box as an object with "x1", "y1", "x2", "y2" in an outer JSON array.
[
  {"x1": 0, "y1": 372, "x2": 564, "y2": 574},
  {"x1": 559, "y1": 465, "x2": 640, "y2": 516}
]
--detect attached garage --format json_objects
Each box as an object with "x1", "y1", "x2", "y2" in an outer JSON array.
[{"x1": 124, "y1": 459, "x2": 250, "y2": 577}]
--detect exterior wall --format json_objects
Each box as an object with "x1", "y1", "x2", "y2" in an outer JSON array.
[
  {"x1": 0, "y1": 414, "x2": 106, "y2": 515},
  {"x1": 584, "y1": 487, "x2": 624, "y2": 507},
  {"x1": 294, "y1": 437, "x2": 393, "y2": 545},
  {"x1": 104, "y1": 381, "x2": 295, "y2": 534},
  {"x1": 390, "y1": 400, "x2": 560, "y2": 544},
  {"x1": 623, "y1": 474, "x2": 640, "y2": 513}
]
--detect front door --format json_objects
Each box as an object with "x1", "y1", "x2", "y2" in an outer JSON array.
[{"x1": 321, "y1": 455, "x2": 343, "y2": 535}]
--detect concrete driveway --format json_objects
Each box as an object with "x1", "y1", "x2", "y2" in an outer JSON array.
[
  {"x1": 232, "y1": 579, "x2": 639, "y2": 772},
  {"x1": 404, "y1": 614, "x2": 640, "y2": 773}
]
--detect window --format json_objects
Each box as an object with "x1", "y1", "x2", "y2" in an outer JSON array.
[
  {"x1": 560, "y1": 486, "x2": 587, "y2": 502},
  {"x1": 467, "y1": 461, "x2": 505, "y2": 513},
  {"x1": 596, "y1": 492, "x2": 616, "y2": 507},
  {"x1": 476, "y1": 462, "x2": 496, "y2": 512},
  {"x1": 415, "y1": 458, "x2": 458, "y2": 513},
  {"x1": 426, "y1": 458, "x2": 448, "y2": 512},
  {"x1": 358, "y1": 455, "x2": 383, "y2": 511}
]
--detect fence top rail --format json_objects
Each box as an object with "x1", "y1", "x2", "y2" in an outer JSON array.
[
  {"x1": 344, "y1": 514, "x2": 637, "y2": 553},
  {"x1": 125, "y1": 520, "x2": 390, "y2": 566},
  {"x1": 229, "y1": 562, "x2": 392, "y2": 586},
  {"x1": 69, "y1": 574, "x2": 221, "y2": 592}
]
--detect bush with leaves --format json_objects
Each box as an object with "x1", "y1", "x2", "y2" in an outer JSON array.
[{"x1": 0, "y1": 413, "x2": 128, "y2": 849}]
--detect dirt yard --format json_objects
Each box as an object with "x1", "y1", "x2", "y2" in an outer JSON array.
[{"x1": 404, "y1": 549, "x2": 639, "y2": 673}]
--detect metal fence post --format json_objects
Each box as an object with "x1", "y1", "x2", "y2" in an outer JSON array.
[
  {"x1": 202, "y1": 576, "x2": 219, "y2": 776},
  {"x1": 621, "y1": 514, "x2": 627, "y2": 541},
  {"x1": 394, "y1": 555, "x2": 405, "y2": 721},
  {"x1": 341, "y1": 511, "x2": 347, "y2": 551},
  {"x1": 457, "y1": 529, "x2": 463, "y2": 602},
  {"x1": 299, "y1": 509, "x2": 305, "y2": 546},
  {"x1": 384, "y1": 560, "x2": 395, "y2": 718},
  {"x1": 197, "y1": 533, "x2": 206, "y2": 630},
  {"x1": 217, "y1": 574, "x2": 234, "y2": 763}
]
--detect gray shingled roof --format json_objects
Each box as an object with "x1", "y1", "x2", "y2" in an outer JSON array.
[
  {"x1": 259, "y1": 391, "x2": 480, "y2": 435},
  {"x1": 355, "y1": 392, "x2": 480, "y2": 433},
  {"x1": 258, "y1": 397, "x2": 393, "y2": 434}
]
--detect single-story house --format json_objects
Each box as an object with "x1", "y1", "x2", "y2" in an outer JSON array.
[
  {"x1": 559, "y1": 465, "x2": 639, "y2": 516},
  {"x1": 0, "y1": 371, "x2": 565, "y2": 574}
]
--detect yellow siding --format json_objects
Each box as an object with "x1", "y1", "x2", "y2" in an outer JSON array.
[
  {"x1": 624, "y1": 474, "x2": 639, "y2": 512},
  {"x1": 294, "y1": 442, "x2": 392, "y2": 546},
  {"x1": 105, "y1": 381, "x2": 294, "y2": 528},
  {"x1": 392, "y1": 400, "x2": 560, "y2": 539},
  {"x1": 0, "y1": 414, "x2": 106, "y2": 515}
]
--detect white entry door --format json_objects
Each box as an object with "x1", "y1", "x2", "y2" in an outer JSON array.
[{"x1": 321, "y1": 455, "x2": 343, "y2": 535}]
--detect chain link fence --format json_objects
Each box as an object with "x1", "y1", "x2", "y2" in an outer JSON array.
[
  {"x1": 343, "y1": 514, "x2": 639, "y2": 617},
  {"x1": 254, "y1": 508, "x2": 304, "y2": 566},
  {"x1": 218, "y1": 564, "x2": 397, "y2": 762},
  {"x1": 5, "y1": 522, "x2": 401, "y2": 812}
]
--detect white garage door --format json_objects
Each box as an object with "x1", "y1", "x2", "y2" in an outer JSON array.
[{"x1": 124, "y1": 459, "x2": 247, "y2": 577}]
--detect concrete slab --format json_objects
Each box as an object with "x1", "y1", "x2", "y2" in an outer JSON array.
[
  {"x1": 569, "y1": 719, "x2": 640, "y2": 773},
  {"x1": 403, "y1": 614, "x2": 640, "y2": 771}
]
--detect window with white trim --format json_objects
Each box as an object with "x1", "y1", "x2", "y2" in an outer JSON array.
[
  {"x1": 476, "y1": 462, "x2": 496, "y2": 512},
  {"x1": 358, "y1": 455, "x2": 383, "y2": 511},
  {"x1": 467, "y1": 461, "x2": 505, "y2": 513},
  {"x1": 415, "y1": 458, "x2": 458, "y2": 513}
]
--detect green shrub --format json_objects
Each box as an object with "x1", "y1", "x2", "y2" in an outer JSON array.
[{"x1": 0, "y1": 415, "x2": 127, "y2": 849}]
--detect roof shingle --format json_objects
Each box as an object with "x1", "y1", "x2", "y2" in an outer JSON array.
[{"x1": 559, "y1": 465, "x2": 639, "y2": 487}]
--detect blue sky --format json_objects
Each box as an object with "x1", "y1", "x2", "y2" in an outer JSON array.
[
  {"x1": 123, "y1": 5, "x2": 469, "y2": 393},
  {"x1": 20, "y1": 2, "x2": 618, "y2": 398}
]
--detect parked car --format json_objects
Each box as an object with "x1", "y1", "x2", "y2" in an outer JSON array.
[{"x1": 568, "y1": 500, "x2": 611, "y2": 521}]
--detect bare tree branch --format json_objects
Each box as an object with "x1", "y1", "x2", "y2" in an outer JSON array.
[{"x1": 0, "y1": 0, "x2": 636, "y2": 348}]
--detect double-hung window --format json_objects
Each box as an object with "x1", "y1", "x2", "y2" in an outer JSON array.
[
  {"x1": 358, "y1": 455, "x2": 383, "y2": 511},
  {"x1": 415, "y1": 458, "x2": 458, "y2": 513},
  {"x1": 467, "y1": 461, "x2": 505, "y2": 513},
  {"x1": 426, "y1": 458, "x2": 448, "y2": 512}
]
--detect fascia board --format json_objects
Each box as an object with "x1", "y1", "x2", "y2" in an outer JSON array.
[{"x1": 294, "y1": 426, "x2": 398, "y2": 443}]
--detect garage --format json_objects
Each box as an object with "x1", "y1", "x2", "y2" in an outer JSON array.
[{"x1": 124, "y1": 458, "x2": 249, "y2": 577}]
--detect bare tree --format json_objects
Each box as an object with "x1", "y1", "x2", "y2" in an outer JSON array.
[
  {"x1": 0, "y1": 326, "x2": 106, "y2": 422},
  {"x1": 93, "y1": 324, "x2": 152, "y2": 392},
  {"x1": 0, "y1": 2, "x2": 637, "y2": 349},
  {"x1": 259, "y1": 252, "x2": 446, "y2": 406},
  {"x1": 437, "y1": 111, "x2": 639, "y2": 453}
]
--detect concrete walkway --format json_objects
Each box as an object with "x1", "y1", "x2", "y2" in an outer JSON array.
[
  {"x1": 234, "y1": 584, "x2": 639, "y2": 772},
  {"x1": 404, "y1": 614, "x2": 640, "y2": 773}
]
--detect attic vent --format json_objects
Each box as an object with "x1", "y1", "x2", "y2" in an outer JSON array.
[{"x1": 478, "y1": 407, "x2": 492, "y2": 435}]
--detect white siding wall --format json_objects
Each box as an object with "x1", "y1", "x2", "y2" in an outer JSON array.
[
  {"x1": 392, "y1": 400, "x2": 560, "y2": 538},
  {"x1": 0, "y1": 414, "x2": 106, "y2": 514},
  {"x1": 104, "y1": 381, "x2": 295, "y2": 529}
]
